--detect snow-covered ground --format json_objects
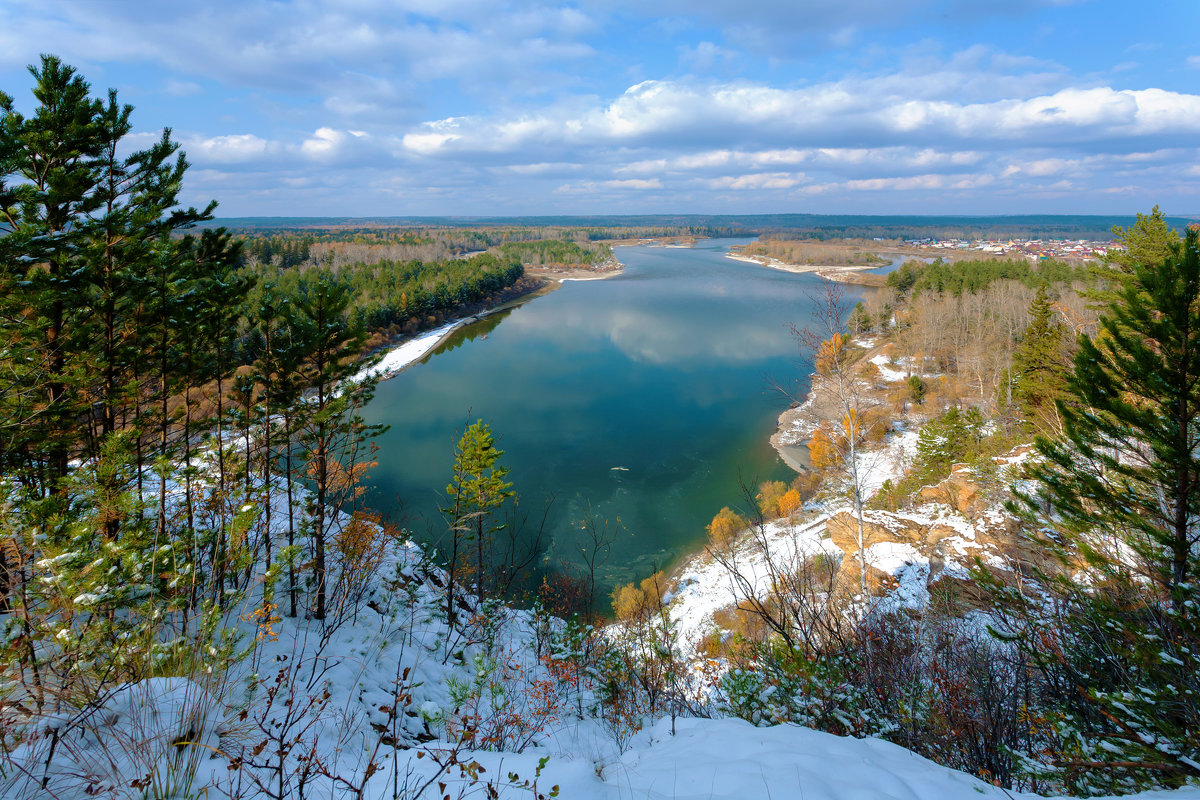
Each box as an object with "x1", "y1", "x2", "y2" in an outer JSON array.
[
  {"x1": 354, "y1": 319, "x2": 467, "y2": 383},
  {"x1": 8, "y1": 448, "x2": 1199, "y2": 800},
  {"x1": 19, "y1": 662, "x2": 1200, "y2": 799},
  {"x1": 666, "y1": 514, "x2": 835, "y2": 651},
  {"x1": 667, "y1": 421, "x2": 918, "y2": 653},
  {"x1": 8, "y1": 317, "x2": 1198, "y2": 799}
]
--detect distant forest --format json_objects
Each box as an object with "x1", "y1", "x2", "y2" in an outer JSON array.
[{"x1": 208, "y1": 212, "x2": 1199, "y2": 242}]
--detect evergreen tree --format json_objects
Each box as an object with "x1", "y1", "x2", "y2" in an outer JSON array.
[
  {"x1": 1010, "y1": 285, "x2": 1069, "y2": 434},
  {"x1": 0, "y1": 58, "x2": 254, "y2": 710},
  {"x1": 1106, "y1": 205, "x2": 1180, "y2": 275},
  {"x1": 252, "y1": 286, "x2": 309, "y2": 617},
  {"x1": 0, "y1": 56, "x2": 106, "y2": 497},
  {"x1": 292, "y1": 276, "x2": 382, "y2": 621},
  {"x1": 1004, "y1": 229, "x2": 1200, "y2": 792},
  {"x1": 443, "y1": 420, "x2": 514, "y2": 614},
  {"x1": 0, "y1": 57, "x2": 216, "y2": 500}
]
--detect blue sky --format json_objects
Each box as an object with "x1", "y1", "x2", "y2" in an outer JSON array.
[{"x1": 2, "y1": 0, "x2": 1198, "y2": 217}]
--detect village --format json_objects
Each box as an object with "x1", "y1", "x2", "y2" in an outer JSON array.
[{"x1": 902, "y1": 236, "x2": 1123, "y2": 261}]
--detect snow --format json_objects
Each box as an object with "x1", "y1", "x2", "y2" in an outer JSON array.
[
  {"x1": 9, "y1": 471, "x2": 1200, "y2": 800},
  {"x1": 666, "y1": 515, "x2": 839, "y2": 651},
  {"x1": 353, "y1": 319, "x2": 466, "y2": 383},
  {"x1": 8, "y1": 360, "x2": 1198, "y2": 799},
  {"x1": 596, "y1": 717, "x2": 1016, "y2": 799},
  {"x1": 858, "y1": 428, "x2": 919, "y2": 498},
  {"x1": 869, "y1": 353, "x2": 910, "y2": 383}
]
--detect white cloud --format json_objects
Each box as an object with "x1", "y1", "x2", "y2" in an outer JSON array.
[
  {"x1": 300, "y1": 127, "x2": 366, "y2": 158},
  {"x1": 707, "y1": 172, "x2": 806, "y2": 190},
  {"x1": 603, "y1": 178, "x2": 664, "y2": 189},
  {"x1": 7, "y1": 0, "x2": 1187, "y2": 215},
  {"x1": 183, "y1": 134, "x2": 278, "y2": 163}
]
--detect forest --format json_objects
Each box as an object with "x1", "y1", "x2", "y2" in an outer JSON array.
[
  {"x1": 2, "y1": 56, "x2": 1198, "y2": 800},
  {"x1": 212, "y1": 212, "x2": 1198, "y2": 243}
]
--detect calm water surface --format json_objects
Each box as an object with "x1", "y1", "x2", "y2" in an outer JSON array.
[{"x1": 360, "y1": 239, "x2": 858, "y2": 594}]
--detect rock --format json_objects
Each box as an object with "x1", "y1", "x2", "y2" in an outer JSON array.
[
  {"x1": 918, "y1": 464, "x2": 983, "y2": 515},
  {"x1": 826, "y1": 510, "x2": 926, "y2": 554},
  {"x1": 836, "y1": 557, "x2": 901, "y2": 597}
]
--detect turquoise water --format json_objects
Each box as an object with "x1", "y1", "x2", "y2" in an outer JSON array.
[{"x1": 359, "y1": 238, "x2": 857, "y2": 595}]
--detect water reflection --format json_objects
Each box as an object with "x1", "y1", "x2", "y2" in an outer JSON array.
[{"x1": 360, "y1": 239, "x2": 855, "y2": 597}]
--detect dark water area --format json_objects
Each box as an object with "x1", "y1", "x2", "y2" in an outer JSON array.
[{"x1": 359, "y1": 238, "x2": 860, "y2": 596}]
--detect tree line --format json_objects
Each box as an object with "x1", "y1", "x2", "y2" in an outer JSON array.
[
  {"x1": 0, "y1": 57, "x2": 400, "y2": 709},
  {"x1": 243, "y1": 252, "x2": 526, "y2": 336}
]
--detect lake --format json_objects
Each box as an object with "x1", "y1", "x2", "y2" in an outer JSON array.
[{"x1": 359, "y1": 238, "x2": 861, "y2": 598}]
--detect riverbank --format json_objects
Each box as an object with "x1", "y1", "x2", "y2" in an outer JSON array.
[
  {"x1": 664, "y1": 333, "x2": 929, "y2": 653},
  {"x1": 526, "y1": 252, "x2": 626, "y2": 282},
  {"x1": 358, "y1": 256, "x2": 625, "y2": 383},
  {"x1": 768, "y1": 334, "x2": 914, "y2": 476},
  {"x1": 726, "y1": 252, "x2": 890, "y2": 287}
]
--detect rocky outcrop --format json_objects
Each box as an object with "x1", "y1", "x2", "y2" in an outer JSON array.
[
  {"x1": 918, "y1": 464, "x2": 985, "y2": 515},
  {"x1": 823, "y1": 496, "x2": 1046, "y2": 607}
]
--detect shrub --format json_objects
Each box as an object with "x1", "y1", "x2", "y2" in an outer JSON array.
[
  {"x1": 707, "y1": 506, "x2": 746, "y2": 548},
  {"x1": 777, "y1": 489, "x2": 803, "y2": 517},
  {"x1": 907, "y1": 375, "x2": 926, "y2": 404},
  {"x1": 808, "y1": 427, "x2": 841, "y2": 471},
  {"x1": 610, "y1": 571, "x2": 666, "y2": 622},
  {"x1": 755, "y1": 481, "x2": 789, "y2": 518}
]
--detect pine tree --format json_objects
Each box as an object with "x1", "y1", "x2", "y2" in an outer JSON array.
[
  {"x1": 443, "y1": 420, "x2": 514, "y2": 615},
  {"x1": 0, "y1": 56, "x2": 105, "y2": 497},
  {"x1": 1106, "y1": 205, "x2": 1180, "y2": 275},
  {"x1": 1010, "y1": 285, "x2": 1069, "y2": 434},
  {"x1": 0, "y1": 58, "x2": 252, "y2": 709},
  {"x1": 1005, "y1": 229, "x2": 1200, "y2": 792},
  {"x1": 292, "y1": 275, "x2": 382, "y2": 621}
]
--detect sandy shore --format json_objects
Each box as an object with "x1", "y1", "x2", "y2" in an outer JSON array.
[
  {"x1": 726, "y1": 252, "x2": 886, "y2": 282},
  {"x1": 770, "y1": 396, "x2": 818, "y2": 473},
  {"x1": 526, "y1": 255, "x2": 625, "y2": 283}
]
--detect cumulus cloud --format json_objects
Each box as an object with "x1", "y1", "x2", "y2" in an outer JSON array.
[
  {"x1": 182, "y1": 134, "x2": 279, "y2": 164},
  {"x1": 382, "y1": 78, "x2": 1200, "y2": 161},
  {"x1": 166, "y1": 64, "x2": 1200, "y2": 214},
  {"x1": 6, "y1": 0, "x2": 1191, "y2": 214}
]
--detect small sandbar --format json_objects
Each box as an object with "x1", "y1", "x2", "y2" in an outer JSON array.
[
  {"x1": 727, "y1": 251, "x2": 883, "y2": 280},
  {"x1": 526, "y1": 257, "x2": 625, "y2": 283}
]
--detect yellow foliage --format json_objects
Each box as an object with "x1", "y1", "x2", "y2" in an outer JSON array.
[
  {"x1": 612, "y1": 583, "x2": 646, "y2": 621},
  {"x1": 640, "y1": 571, "x2": 666, "y2": 603},
  {"x1": 707, "y1": 506, "x2": 745, "y2": 548},
  {"x1": 815, "y1": 333, "x2": 847, "y2": 377},
  {"x1": 611, "y1": 571, "x2": 667, "y2": 621},
  {"x1": 336, "y1": 510, "x2": 390, "y2": 580},
  {"x1": 755, "y1": 481, "x2": 788, "y2": 518},
  {"x1": 808, "y1": 427, "x2": 842, "y2": 471},
  {"x1": 778, "y1": 489, "x2": 803, "y2": 517},
  {"x1": 842, "y1": 409, "x2": 860, "y2": 441}
]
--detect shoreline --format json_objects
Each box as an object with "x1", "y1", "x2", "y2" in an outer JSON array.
[
  {"x1": 353, "y1": 319, "x2": 473, "y2": 383},
  {"x1": 357, "y1": 258, "x2": 626, "y2": 383},
  {"x1": 526, "y1": 253, "x2": 626, "y2": 283},
  {"x1": 725, "y1": 252, "x2": 890, "y2": 286},
  {"x1": 771, "y1": 397, "x2": 817, "y2": 473}
]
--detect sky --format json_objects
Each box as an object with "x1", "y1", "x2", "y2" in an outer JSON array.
[{"x1": 1, "y1": 0, "x2": 1198, "y2": 218}]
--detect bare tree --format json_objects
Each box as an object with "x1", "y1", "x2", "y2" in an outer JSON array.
[{"x1": 791, "y1": 280, "x2": 883, "y2": 603}]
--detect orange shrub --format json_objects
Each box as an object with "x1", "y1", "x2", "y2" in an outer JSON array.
[
  {"x1": 778, "y1": 488, "x2": 803, "y2": 517},
  {"x1": 808, "y1": 427, "x2": 842, "y2": 471},
  {"x1": 756, "y1": 481, "x2": 788, "y2": 518},
  {"x1": 707, "y1": 506, "x2": 746, "y2": 548}
]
